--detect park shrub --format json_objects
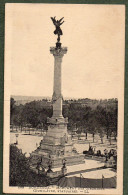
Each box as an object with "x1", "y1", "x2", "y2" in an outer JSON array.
[{"x1": 9, "y1": 144, "x2": 48, "y2": 187}]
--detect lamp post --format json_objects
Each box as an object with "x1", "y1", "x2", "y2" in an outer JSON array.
[{"x1": 15, "y1": 133, "x2": 19, "y2": 145}]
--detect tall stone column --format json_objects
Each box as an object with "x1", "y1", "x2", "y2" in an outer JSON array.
[{"x1": 50, "y1": 47, "x2": 67, "y2": 119}]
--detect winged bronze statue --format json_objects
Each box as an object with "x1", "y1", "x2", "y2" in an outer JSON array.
[{"x1": 51, "y1": 17, "x2": 64, "y2": 47}]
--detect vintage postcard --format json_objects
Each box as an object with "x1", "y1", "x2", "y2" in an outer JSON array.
[{"x1": 3, "y1": 3, "x2": 125, "y2": 194}]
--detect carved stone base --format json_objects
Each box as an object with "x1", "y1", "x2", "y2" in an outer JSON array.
[
  {"x1": 30, "y1": 150, "x2": 84, "y2": 169},
  {"x1": 29, "y1": 123, "x2": 84, "y2": 170}
]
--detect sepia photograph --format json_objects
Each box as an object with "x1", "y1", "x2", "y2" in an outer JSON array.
[{"x1": 3, "y1": 3, "x2": 125, "y2": 194}]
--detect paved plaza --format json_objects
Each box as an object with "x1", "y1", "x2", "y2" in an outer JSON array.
[{"x1": 10, "y1": 132, "x2": 116, "y2": 180}]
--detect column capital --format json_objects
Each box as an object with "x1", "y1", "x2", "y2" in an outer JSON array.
[{"x1": 50, "y1": 47, "x2": 67, "y2": 57}]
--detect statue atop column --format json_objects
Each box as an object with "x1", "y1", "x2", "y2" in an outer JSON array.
[{"x1": 51, "y1": 17, "x2": 64, "y2": 49}]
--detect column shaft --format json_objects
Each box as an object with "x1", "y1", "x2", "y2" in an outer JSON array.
[
  {"x1": 53, "y1": 56, "x2": 63, "y2": 118},
  {"x1": 50, "y1": 47, "x2": 67, "y2": 119},
  {"x1": 53, "y1": 56, "x2": 62, "y2": 97}
]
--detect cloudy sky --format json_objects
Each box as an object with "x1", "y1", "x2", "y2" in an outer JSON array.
[{"x1": 5, "y1": 4, "x2": 125, "y2": 99}]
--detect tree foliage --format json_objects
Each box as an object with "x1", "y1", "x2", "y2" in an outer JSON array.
[
  {"x1": 10, "y1": 98, "x2": 118, "y2": 138},
  {"x1": 10, "y1": 144, "x2": 48, "y2": 187}
]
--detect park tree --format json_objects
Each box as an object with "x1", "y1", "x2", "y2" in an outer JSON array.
[
  {"x1": 10, "y1": 144, "x2": 48, "y2": 187},
  {"x1": 82, "y1": 106, "x2": 93, "y2": 140},
  {"x1": 10, "y1": 98, "x2": 16, "y2": 116},
  {"x1": 20, "y1": 101, "x2": 52, "y2": 128},
  {"x1": 98, "y1": 127, "x2": 105, "y2": 144},
  {"x1": 10, "y1": 98, "x2": 25, "y2": 131},
  {"x1": 87, "y1": 111, "x2": 98, "y2": 143},
  {"x1": 14, "y1": 104, "x2": 24, "y2": 131},
  {"x1": 95, "y1": 104, "x2": 117, "y2": 140},
  {"x1": 10, "y1": 98, "x2": 16, "y2": 129}
]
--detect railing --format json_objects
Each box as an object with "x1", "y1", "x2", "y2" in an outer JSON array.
[{"x1": 57, "y1": 176, "x2": 116, "y2": 188}]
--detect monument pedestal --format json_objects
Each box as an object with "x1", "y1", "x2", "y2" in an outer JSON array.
[
  {"x1": 29, "y1": 47, "x2": 84, "y2": 171},
  {"x1": 30, "y1": 120, "x2": 84, "y2": 169}
]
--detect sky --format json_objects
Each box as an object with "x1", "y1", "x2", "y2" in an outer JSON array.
[{"x1": 5, "y1": 4, "x2": 125, "y2": 99}]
